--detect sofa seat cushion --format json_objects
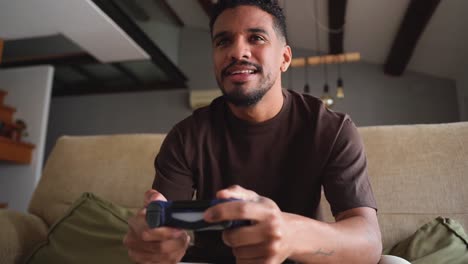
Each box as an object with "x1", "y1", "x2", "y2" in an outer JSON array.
[
  {"x1": 385, "y1": 217, "x2": 468, "y2": 264},
  {"x1": 26, "y1": 192, "x2": 134, "y2": 264}
]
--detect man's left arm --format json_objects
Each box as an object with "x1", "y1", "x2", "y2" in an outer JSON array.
[
  {"x1": 204, "y1": 117, "x2": 382, "y2": 263},
  {"x1": 204, "y1": 185, "x2": 381, "y2": 264},
  {"x1": 284, "y1": 206, "x2": 382, "y2": 263}
]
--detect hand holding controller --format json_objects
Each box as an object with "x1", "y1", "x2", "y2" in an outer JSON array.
[{"x1": 146, "y1": 198, "x2": 251, "y2": 231}]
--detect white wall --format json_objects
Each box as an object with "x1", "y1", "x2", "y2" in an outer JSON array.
[{"x1": 0, "y1": 66, "x2": 54, "y2": 212}]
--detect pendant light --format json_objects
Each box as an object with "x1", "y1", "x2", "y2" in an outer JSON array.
[
  {"x1": 320, "y1": 57, "x2": 334, "y2": 107},
  {"x1": 313, "y1": 0, "x2": 334, "y2": 108},
  {"x1": 336, "y1": 59, "x2": 344, "y2": 99}
]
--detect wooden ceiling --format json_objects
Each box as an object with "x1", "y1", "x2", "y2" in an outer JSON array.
[{"x1": 185, "y1": 0, "x2": 462, "y2": 79}]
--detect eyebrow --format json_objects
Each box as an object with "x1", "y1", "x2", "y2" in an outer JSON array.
[
  {"x1": 247, "y1": 28, "x2": 269, "y2": 36},
  {"x1": 212, "y1": 27, "x2": 270, "y2": 42},
  {"x1": 212, "y1": 31, "x2": 229, "y2": 42}
]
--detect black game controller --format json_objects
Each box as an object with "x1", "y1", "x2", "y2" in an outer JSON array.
[{"x1": 146, "y1": 198, "x2": 250, "y2": 231}]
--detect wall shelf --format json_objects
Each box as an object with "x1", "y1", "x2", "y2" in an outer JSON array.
[{"x1": 0, "y1": 136, "x2": 35, "y2": 164}]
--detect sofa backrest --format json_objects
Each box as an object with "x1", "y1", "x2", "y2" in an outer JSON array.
[
  {"x1": 320, "y1": 122, "x2": 468, "y2": 249},
  {"x1": 29, "y1": 134, "x2": 166, "y2": 226},
  {"x1": 31, "y1": 122, "x2": 468, "y2": 250}
]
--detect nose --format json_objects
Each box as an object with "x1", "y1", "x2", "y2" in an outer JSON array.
[{"x1": 227, "y1": 38, "x2": 251, "y2": 61}]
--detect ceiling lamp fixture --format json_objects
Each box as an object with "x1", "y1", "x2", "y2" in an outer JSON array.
[
  {"x1": 336, "y1": 62, "x2": 344, "y2": 99},
  {"x1": 287, "y1": 0, "x2": 360, "y2": 106},
  {"x1": 320, "y1": 83, "x2": 335, "y2": 108},
  {"x1": 319, "y1": 56, "x2": 334, "y2": 107},
  {"x1": 313, "y1": 0, "x2": 334, "y2": 108}
]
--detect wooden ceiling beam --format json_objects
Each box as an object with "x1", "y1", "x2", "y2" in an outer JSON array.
[
  {"x1": 291, "y1": 52, "x2": 360, "y2": 68},
  {"x1": 328, "y1": 0, "x2": 347, "y2": 54},
  {"x1": 384, "y1": 0, "x2": 441, "y2": 76}
]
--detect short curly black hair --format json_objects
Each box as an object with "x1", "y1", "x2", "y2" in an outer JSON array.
[{"x1": 209, "y1": 0, "x2": 288, "y2": 43}]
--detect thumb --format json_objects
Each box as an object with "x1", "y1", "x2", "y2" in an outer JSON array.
[{"x1": 143, "y1": 189, "x2": 167, "y2": 207}]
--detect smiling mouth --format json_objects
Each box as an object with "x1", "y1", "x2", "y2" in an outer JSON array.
[{"x1": 228, "y1": 69, "x2": 258, "y2": 75}]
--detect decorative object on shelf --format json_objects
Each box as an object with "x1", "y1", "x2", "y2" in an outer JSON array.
[
  {"x1": 0, "y1": 120, "x2": 5, "y2": 137},
  {"x1": 0, "y1": 90, "x2": 35, "y2": 164},
  {"x1": 12, "y1": 119, "x2": 29, "y2": 142}
]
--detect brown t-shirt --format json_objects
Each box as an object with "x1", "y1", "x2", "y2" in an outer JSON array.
[{"x1": 153, "y1": 89, "x2": 377, "y2": 262}]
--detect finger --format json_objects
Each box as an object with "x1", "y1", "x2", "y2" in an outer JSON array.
[
  {"x1": 127, "y1": 213, "x2": 186, "y2": 242},
  {"x1": 140, "y1": 226, "x2": 187, "y2": 242},
  {"x1": 222, "y1": 222, "x2": 278, "y2": 247},
  {"x1": 144, "y1": 189, "x2": 167, "y2": 207},
  {"x1": 204, "y1": 199, "x2": 277, "y2": 223},
  {"x1": 141, "y1": 233, "x2": 190, "y2": 253},
  {"x1": 216, "y1": 185, "x2": 260, "y2": 201},
  {"x1": 127, "y1": 209, "x2": 151, "y2": 237}
]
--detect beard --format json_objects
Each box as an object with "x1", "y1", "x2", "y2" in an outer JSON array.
[{"x1": 217, "y1": 61, "x2": 275, "y2": 107}]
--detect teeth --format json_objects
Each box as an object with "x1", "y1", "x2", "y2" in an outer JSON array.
[{"x1": 231, "y1": 70, "x2": 254, "y2": 75}]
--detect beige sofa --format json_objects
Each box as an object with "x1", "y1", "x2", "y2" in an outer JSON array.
[{"x1": 1, "y1": 122, "x2": 467, "y2": 263}]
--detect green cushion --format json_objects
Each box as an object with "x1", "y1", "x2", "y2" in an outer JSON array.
[
  {"x1": 26, "y1": 192, "x2": 135, "y2": 264},
  {"x1": 385, "y1": 217, "x2": 468, "y2": 264}
]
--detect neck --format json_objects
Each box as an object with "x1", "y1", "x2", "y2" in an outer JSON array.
[{"x1": 227, "y1": 85, "x2": 284, "y2": 123}]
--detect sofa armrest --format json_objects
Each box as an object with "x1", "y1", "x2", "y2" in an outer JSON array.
[{"x1": 0, "y1": 210, "x2": 48, "y2": 264}]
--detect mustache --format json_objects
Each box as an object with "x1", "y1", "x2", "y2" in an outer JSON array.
[{"x1": 221, "y1": 60, "x2": 262, "y2": 77}]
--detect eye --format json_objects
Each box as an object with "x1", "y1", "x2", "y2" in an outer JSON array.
[
  {"x1": 216, "y1": 38, "x2": 229, "y2": 47},
  {"x1": 250, "y1": 35, "x2": 266, "y2": 43}
]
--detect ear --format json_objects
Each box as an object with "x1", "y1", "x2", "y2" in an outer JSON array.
[{"x1": 280, "y1": 45, "x2": 292, "y2": 72}]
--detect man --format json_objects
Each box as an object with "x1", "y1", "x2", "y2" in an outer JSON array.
[{"x1": 124, "y1": 0, "x2": 385, "y2": 263}]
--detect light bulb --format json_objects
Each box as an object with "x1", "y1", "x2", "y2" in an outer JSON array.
[
  {"x1": 336, "y1": 78, "x2": 344, "y2": 99},
  {"x1": 320, "y1": 84, "x2": 334, "y2": 108}
]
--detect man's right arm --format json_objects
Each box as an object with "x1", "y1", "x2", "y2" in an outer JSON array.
[
  {"x1": 125, "y1": 125, "x2": 196, "y2": 263},
  {"x1": 124, "y1": 190, "x2": 190, "y2": 263}
]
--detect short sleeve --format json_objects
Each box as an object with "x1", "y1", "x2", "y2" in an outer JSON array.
[
  {"x1": 322, "y1": 118, "x2": 377, "y2": 217},
  {"x1": 152, "y1": 125, "x2": 194, "y2": 200}
]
